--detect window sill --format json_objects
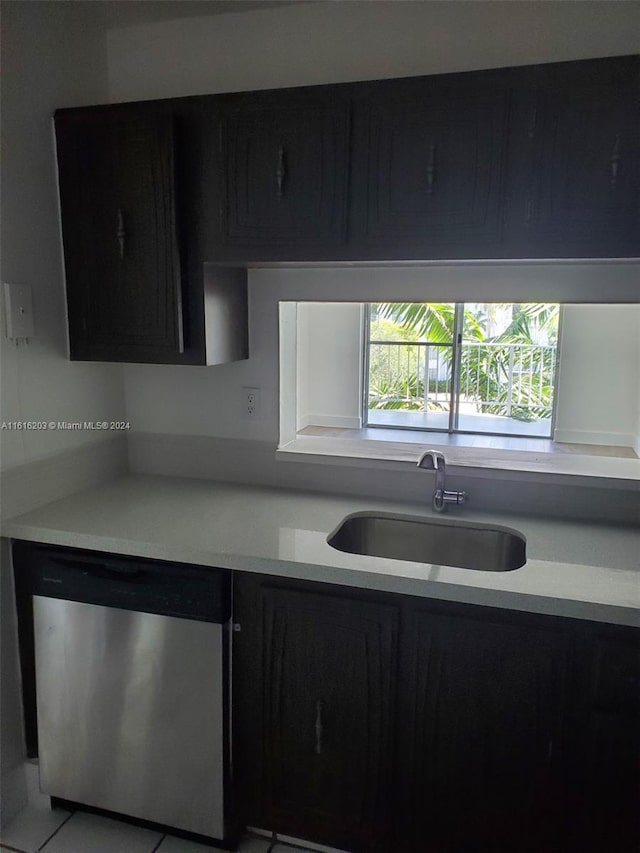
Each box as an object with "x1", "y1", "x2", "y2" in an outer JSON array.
[{"x1": 277, "y1": 432, "x2": 640, "y2": 489}]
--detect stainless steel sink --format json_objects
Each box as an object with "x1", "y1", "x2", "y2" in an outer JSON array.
[{"x1": 327, "y1": 512, "x2": 526, "y2": 571}]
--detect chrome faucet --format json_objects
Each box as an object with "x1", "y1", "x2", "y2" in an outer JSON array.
[{"x1": 417, "y1": 450, "x2": 467, "y2": 512}]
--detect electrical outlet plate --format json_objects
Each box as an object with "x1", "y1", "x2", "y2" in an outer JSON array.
[{"x1": 243, "y1": 387, "x2": 260, "y2": 417}]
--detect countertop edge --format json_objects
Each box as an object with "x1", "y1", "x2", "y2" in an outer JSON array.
[{"x1": 4, "y1": 520, "x2": 639, "y2": 630}]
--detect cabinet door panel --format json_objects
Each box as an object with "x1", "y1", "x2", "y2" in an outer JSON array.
[
  {"x1": 233, "y1": 577, "x2": 397, "y2": 852},
  {"x1": 529, "y1": 87, "x2": 638, "y2": 252},
  {"x1": 354, "y1": 81, "x2": 508, "y2": 258},
  {"x1": 398, "y1": 610, "x2": 567, "y2": 852},
  {"x1": 56, "y1": 110, "x2": 183, "y2": 361},
  {"x1": 507, "y1": 57, "x2": 640, "y2": 257},
  {"x1": 221, "y1": 96, "x2": 350, "y2": 255},
  {"x1": 568, "y1": 636, "x2": 640, "y2": 853}
]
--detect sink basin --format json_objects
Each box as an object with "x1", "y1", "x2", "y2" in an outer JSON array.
[{"x1": 327, "y1": 512, "x2": 526, "y2": 572}]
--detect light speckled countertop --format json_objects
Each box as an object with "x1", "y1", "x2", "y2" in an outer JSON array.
[{"x1": 3, "y1": 474, "x2": 639, "y2": 627}]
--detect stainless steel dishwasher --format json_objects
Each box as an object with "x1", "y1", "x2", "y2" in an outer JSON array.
[{"x1": 20, "y1": 542, "x2": 232, "y2": 843}]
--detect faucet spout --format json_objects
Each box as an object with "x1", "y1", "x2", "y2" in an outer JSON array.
[{"x1": 417, "y1": 449, "x2": 467, "y2": 512}]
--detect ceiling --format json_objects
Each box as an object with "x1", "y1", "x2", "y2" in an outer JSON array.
[{"x1": 92, "y1": 0, "x2": 302, "y2": 29}]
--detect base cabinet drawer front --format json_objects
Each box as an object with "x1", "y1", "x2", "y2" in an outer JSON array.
[
  {"x1": 218, "y1": 92, "x2": 351, "y2": 259},
  {"x1": 233, "y1": 575, "x2": 398, "y2": 852},
  {"x1": 352, "y1": 80, "x2": 509, "y2": 259},
  {"x1": 55, "y1": 108, "x2": 184, "y2": 362},
  {"x1": 396, "y1": 609, "x2": 569, "y2": 853}
]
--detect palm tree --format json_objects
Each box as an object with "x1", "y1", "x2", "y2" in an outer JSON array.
[{"x1": 369, "y1": 302, "x2": 558, "y2": 421}]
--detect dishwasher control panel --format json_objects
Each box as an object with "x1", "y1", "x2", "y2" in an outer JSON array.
[{"x1": 13, "y1": 541, "x2": 231, "y2": 623}]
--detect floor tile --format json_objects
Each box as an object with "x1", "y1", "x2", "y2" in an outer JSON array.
[
  {"x1": 272, "y1": 845, "x2": 317, "y2": 853},
  {"x1": 139, "y1": 831, "x2": 272, "y2": 853},
  {"x1": 40, "y1": 811, "x2": 162, "y2": 853},
  {"x1": 272, "y1": 841, "x2": 347, "y2": 853},
  {"x1": 156, "y1": 835, "x2": 224, "y2": 853},
  {"x1": 0, "y1": 804, "x2": 71, "y2": 853},
  {"x1": 237, "y1": 839, "x2": 272, "y2": 853},
  {"x1": 156, "y1": 836, "x2": 220, "y2": 853}
]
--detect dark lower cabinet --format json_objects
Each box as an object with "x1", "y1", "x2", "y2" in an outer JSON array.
[
  {"x1": 233, "y1": 573, "x2": 639, "y2": 853},
  {"x1": 567, "y1": 635, "x2": 640, "y2": 853},
  {"x1": 396, "y1": 608, "x2": 568, "y2": 853},
  {"x1": 233, "y1": 575, "x2": 398, "y2": 852}
]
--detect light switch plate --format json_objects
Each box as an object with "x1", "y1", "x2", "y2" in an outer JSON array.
[{"x1": 4, "y1": 283, "x2": 34, "y2": 339}]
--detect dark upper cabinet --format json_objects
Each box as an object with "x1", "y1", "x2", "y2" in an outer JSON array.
[
  {"x1": 214, "y1": 89, "x2": 351, "y2": 260},
  {"x1": 351, "y1": 73, "x2": 510, "y2": 259},
  {"x1": 233, "y1": 575, "x2": 397, "y2": 852},
  {"x1": 505, "y1": 56, "x2": 640, "y2": 258},
  {"x1": 55, "y1": 101, "x2": 248, "y2": 365},
  {"x1": 54, "y1": 57, "x2": 638, "y2": 354},
  {"x1": 56, "y1": 108, "x2": 184, "y2": 362},
  {"x1": 396, "y1": 606, "x2": 569, "y2": 853}
]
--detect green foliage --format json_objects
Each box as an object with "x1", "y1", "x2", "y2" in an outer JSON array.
[
  {"x1": 496, "y1": 303, "x2": 559, "y2": 345},
  {"x1": 375, "y1": 302, "x2": 485, "y2": 342},
  {"x1": 368, "y1": 369, "x2": 450, "y2": 411},
  {"x1": 369, "y1": 317, "x2": 419, "y2": 342},
  {"x1": 368, "y1": 302, "x2": 558, "y2": 422}
]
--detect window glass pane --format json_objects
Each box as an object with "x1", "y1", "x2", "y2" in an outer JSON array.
[
  {"x1": 458, "y1": 303, "x2": 558, "y2": 437},
  {"x1": 367, "y1": 302, "x2": 454, "y2": 427}
]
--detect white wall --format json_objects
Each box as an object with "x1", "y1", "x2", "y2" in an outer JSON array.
[
  {"x1": 296, "y1": 303, "x2": 363, "y2": 430},
  {"x1": 636, "y1": 309, "x2": 640, "y2": 456},
  {"x1": 555, "y1": 305, "x2": 640, "y2": 447},
  {"x1": 0, "y1": 540, "x2": 27, "y2": 827},
  {"x1": 0, "y1": 1, "x2": 126, "y2": 471},
  {"x1": 0, "y1": 1, "x2": 128, "y2": 821},
  {"x1": 107, "y1": 0, "x2": 640, "y2": 101},
  {"x1": 296, "y1": 303, "x2": 310, "y2": 431}
]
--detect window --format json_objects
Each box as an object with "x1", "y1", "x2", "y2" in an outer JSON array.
[
  {"x1": 365, "y1": 303, "x2": 560, "y2": 438},
  {"x1": 284, "y1": 300, "x2": 638, "y2": 457}
]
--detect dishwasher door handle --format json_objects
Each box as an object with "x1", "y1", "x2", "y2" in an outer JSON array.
[{"x1": 50, "y1": 556, "x2": 148, "y2": 580}]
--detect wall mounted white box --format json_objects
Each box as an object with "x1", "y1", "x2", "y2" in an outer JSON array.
[{"x1": 3, "y1": 283, "x2": 34, "y2": 340}]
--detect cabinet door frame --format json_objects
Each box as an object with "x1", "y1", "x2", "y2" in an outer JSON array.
[
  {"x1": 395, "y1": 600, "x2": 571, "y2": 852},
  {"x1": 55, "y1": 104, "x2": 185, "y2": 363},
  {"x1": 350, "y1": 69, "x2": 512, "y2": 260},
  {"x1": 563, "y1": 626, "x2": 640, "y2": 853},
  {"x1": 214, "y1": 87, "x2": 352, "y2": 262},
  {"x1": 504, "y1": 55, "x2": 640, "y2": 258},
  {"x1": 232, "y1": 573, "x2": 398, "y2": 852}
]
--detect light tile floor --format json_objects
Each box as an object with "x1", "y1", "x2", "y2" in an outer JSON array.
[
  {"x1": 0, "y1": 805, "x2": 273, "y2": 853},
  {"x1": 0, "y1": 767, "x2": 341, "y2": 853}
]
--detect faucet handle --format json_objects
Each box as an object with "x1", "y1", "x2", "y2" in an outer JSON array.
[{"x1": 417, "y1": 449, "x2": 445, "y2": 471}]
